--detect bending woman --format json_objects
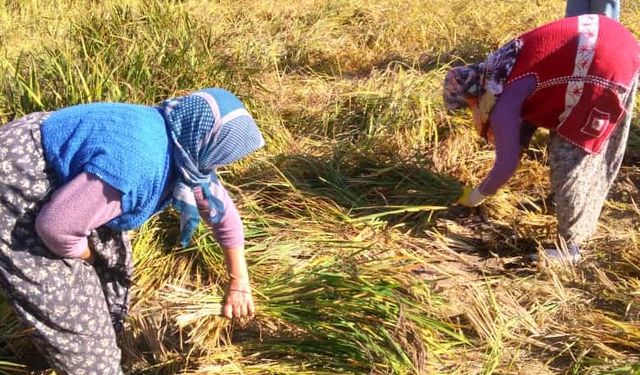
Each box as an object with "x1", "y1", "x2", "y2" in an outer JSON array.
[
  {"x1": 0, "y1": 88, "x2": 264, "y2": 373},
  {"x1": 444, "y1": 15, "x2": 639, "y2": 262}
]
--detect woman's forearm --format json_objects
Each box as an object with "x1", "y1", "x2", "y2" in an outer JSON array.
[
  {"x1": 480, "y1": 77, "x2": 536, "y2": 195},
  {"x1": 223, "y1": 246, "x2": 250, "y2": 284},
  {"x1": 222, "y1": 245, "x2": 255, "y2": 319},
  {"x1": 478, "y1": 157, "x2": 520, "y2": 195},
  {"x1": 193, "y1": 182, "x2": 254, "y2": 318}
]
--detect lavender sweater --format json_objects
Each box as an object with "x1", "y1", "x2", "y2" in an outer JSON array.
[
  {"x1": 35, "y1": 172, "x2": 244, "y2": 258},
  {"x1": 478, "y1": 76, "x2": 537, "y2": 195}
]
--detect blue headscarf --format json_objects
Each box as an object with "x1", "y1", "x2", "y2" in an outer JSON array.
[{"x1": 162, "y1": 88, "x2": 265, "y2": 246}]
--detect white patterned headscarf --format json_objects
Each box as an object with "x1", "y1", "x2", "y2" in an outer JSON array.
[{"x1": 162, "y1": 88, "x2": 265, "y2": 246}]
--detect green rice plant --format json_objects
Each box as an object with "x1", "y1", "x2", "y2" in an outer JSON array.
[
  {"x1": 0, "y1": 0, "x2": 262, "y2": 120},
  {"x1": 253, "y1": 251, "x2": 467, "y2": 374},
  {"x1": 599, "y1": 362, "x2": 640, "y2": 375},
  {"x1": 275, "y1": 151, "x2": 463, "y2": 210},
  {"x1": 156, "y1": 246, "x2": 467, "y2": 374}
]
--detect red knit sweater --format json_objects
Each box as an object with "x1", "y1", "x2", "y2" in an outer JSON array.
[{"x1": 506, "y1": 15, "x2": 640, "y2": 153}]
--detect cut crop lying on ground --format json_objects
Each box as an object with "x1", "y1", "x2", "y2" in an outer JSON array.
[{"x1": 0, "y1": 0, "x2": 639, "y2": 374}]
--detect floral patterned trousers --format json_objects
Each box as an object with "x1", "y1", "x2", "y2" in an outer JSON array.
[
  {"x1": 0, "y1": 113, "x2": 131, "y2": 374},
  {"x1": 549, "y1": 81, "x2": 637, "y2": 246}
]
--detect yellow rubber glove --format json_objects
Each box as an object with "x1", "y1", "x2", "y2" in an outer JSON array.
[{"x1": 457, "y1": 186, "x2": 486, "y2": 207}]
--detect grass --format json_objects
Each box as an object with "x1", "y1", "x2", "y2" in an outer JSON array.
[{"x1": 0, "y1": 0, "x2": 639, "y2": 373}]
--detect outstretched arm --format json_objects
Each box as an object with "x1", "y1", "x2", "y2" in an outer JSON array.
[
  {"x1": 194, "y1": 181, "x2": 254, "y2": 319},
  {"x1": 459, "y1": 76, "x2": 536, "y2": 206}
]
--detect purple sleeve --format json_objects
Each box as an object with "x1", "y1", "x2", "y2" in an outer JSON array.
[
  {"x1": 194, "y1": 181, "x2": 244, "y2": 250},
  {"x1": 478, "y1": 76, "x2": 536, "y2": 195},
  {"x1": 35, "y1": 172, "x2": 123, "y2": 258}
]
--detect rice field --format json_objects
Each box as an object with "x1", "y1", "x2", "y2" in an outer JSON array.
[{"x1": 0, "y1": 0, "x2": 639, "y2": 373}]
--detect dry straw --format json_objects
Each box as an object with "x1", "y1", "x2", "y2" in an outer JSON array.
[{"x1": 0, "y1": 0, "x2": 638, "y2": 373}]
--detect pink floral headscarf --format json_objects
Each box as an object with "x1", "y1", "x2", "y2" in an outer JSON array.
[
  {"x1": 443, "y1": 63, "x2": 485, "y2": 112},
  {"x1": 442, "y1": 38, "x2": 524, "y2": 114},
  {"x1": 443, "y1": 39, "x2": 523, "y2": 138}
]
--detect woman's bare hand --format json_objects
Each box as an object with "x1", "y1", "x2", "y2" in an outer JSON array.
[{"x1": 223, "y1": 278, "x2": 255, "y2": 319}]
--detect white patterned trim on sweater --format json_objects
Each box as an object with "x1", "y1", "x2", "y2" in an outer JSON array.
[{"x1": 557, "y1": 15, "x2": 599, "y2": 130}]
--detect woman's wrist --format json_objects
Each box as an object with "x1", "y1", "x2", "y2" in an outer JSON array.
[
  {"x1": 229, "y1": 271, "x2": 250, "y2": 284},
  {"x1": 466, "y1": 188, "x2": 487, "y2": 207},
  {"x1": 223, "y1": 246, "x2": 250, "y2": 283},
  {"x1": 228, "y1": 273, "x2": 251, "y2": 294}
]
